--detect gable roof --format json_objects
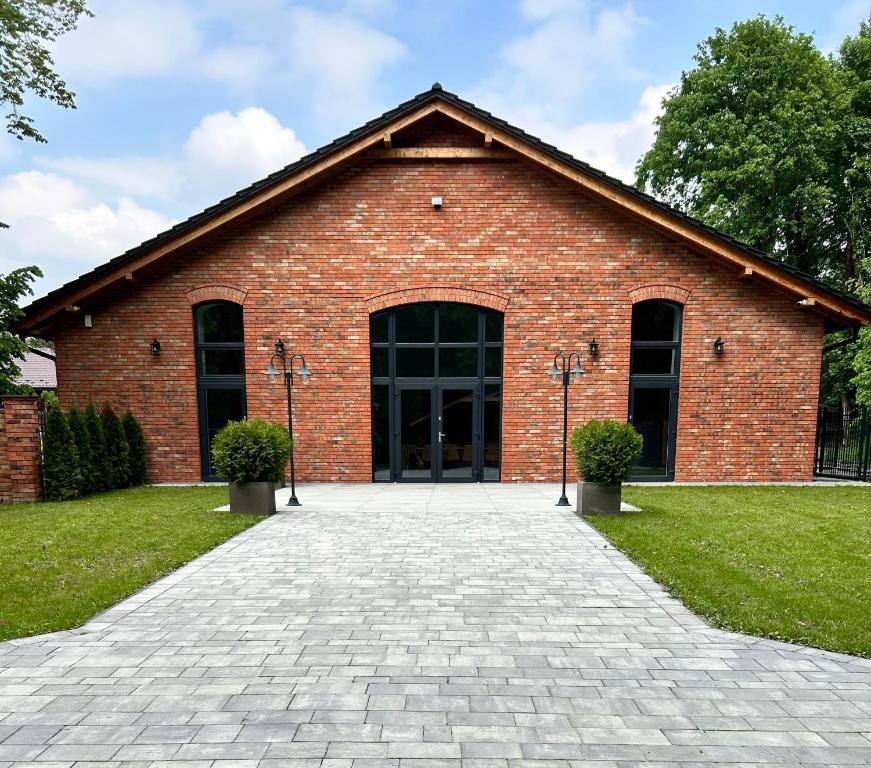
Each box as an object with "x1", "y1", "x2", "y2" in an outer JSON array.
[
  {"x1": 16, "y1": 348, "x2": 57, "y2": 390},
  {"x1": 16, "y1": 83, "x2": 871, "y2": 333}
]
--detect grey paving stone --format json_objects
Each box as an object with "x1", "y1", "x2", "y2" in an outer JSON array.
[{"x1": 0, "y1": 483, "x2": 869, "y2": 766}]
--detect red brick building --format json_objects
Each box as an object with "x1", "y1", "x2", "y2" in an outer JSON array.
[{"x1": 16, "y1": 86, "x2": 871, "y2": 484}]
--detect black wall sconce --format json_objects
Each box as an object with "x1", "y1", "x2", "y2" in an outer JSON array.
[
  {"x1": 713, "y1": 336, "x2": 725, "y2": 356},
  {"x1": 589, "y1": 338, "x2": 599, "y2": 357},
  {"x1": 150, "y1": 339, "x2": 161, "y2": 356}
]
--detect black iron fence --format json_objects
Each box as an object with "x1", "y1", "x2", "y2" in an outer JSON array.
[{"x1": 815, "y1": 404, "x2": 871, "y2": 481}]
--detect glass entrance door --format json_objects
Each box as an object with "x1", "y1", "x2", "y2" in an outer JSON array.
[
  {"x1": 398, "y1": 386, "x2": 434, "y2": 480},
  {"x1": 628, "y1": 383, "x2": 678, "y2": 481},
  {"x1": 438, "y1": 386, "x2": 476, "y2": 480},
  {"x1": 395, "y1": 383, "x2": 478, "y2": 482}
]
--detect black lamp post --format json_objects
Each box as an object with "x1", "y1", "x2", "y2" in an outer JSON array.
[
  {"x1": 548, "y1": 351, "x2": 586, "y2": 506},
  {"x1": 265, "y1": 339, "x2": 311, "y2": 507}
]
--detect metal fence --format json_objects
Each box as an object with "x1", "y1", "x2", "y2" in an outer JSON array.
[{"x1": 815, "y1": 404, "x2": 871, "y2": 481}]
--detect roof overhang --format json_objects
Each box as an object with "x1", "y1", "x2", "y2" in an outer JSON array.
[{"x1": 15, "y1": 86, "x2": 871, "y2": 334}]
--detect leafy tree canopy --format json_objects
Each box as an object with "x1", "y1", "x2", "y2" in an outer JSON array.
[
  {"x1": 637, "y1": 15, "x2": 859, "y2": 283},
  {"x1": 0, "y1": 266, "x2": 43, "y2": 393},
  {"x1": 0, "y1": 0, "x2": 91, "y2": 144}
]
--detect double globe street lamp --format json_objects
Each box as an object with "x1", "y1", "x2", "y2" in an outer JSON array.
[
  {"x1": 265, "y1": 339, "x2": 311, "y2": 507},
  {"x1": 548, "y1": 351, "x2": 586, "y2": 507}
]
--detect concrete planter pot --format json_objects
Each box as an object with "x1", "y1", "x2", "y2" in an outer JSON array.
[
  {"x1": 577, "y1": 481, "x2": 622, "y2": 516},
  {"x1": 229, "y1": 481, "x2": 276, "y2": 515}
]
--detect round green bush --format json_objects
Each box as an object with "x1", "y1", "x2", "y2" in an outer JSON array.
[
  {"x1": 569, "y1": 419, "x2": 643, "y2": 485},
  {"x1": 211, "y1": 419, "x2": 293, "y2": 483}
]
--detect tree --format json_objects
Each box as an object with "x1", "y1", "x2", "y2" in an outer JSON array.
[
  {"x1": 67, "y1": 406, "x2": 96, "y2": 495},
  {"x1": 0, "y1": 1, "x2": 91, "y2": 145},
  {"x1": 636, "y1": 16, "x2": 844, "y2": 281},
  {"x1": 83, "y1": 401, "x2": 109, "y2": 491},
  {"x1": 42, "y1": 406, "x2": 81, "y2": 501},
  {"x1": 0, "y1": 266, "x2": 43, "y2": 392},
  {"x1": 100, "y1": 403, "x2": 130, "y2": 489},
  {"x1": 122, "y1": 410, "x2": 147, "y2": 486}
]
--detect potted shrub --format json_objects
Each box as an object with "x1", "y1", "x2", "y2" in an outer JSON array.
[
  {"x1": 569, "y1": 419, "x2": 643, "y2": 516},
  {"x1": 211, "y1": 419, "x2": 293, "y2": 515}
]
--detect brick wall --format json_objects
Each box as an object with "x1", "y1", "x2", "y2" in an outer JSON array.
[
  {"x1": 50, "y1": 130, "x2": 824, "y2": 483},
  {"x1": 0, "y1": 396, "x2": 43, "y2": 503}
]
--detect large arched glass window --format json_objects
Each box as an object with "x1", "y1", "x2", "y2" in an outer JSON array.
[
  {"x1": 194, "y1": 301, "x2": 246, "y2": 480},
  {"x1": 370, "y1": 302, "x2": 503, "y2": 483},
  {"x1": 628, "y1": 300, "x2": 682, "y2": 481}
]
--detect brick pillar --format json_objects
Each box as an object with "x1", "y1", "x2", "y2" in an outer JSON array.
[{"x1": 0, "y1": 396, "x2": 43, "y2": 503}]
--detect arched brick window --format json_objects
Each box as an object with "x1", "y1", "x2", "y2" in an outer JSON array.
[
  {"x1": 628, "y1": 299, "x2": 683, "y2": 481},
  {"x1": 194, "y1": 301, "x2": 246, "y2": 480}
]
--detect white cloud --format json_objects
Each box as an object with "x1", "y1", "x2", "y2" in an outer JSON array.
[
  {"x1": 0, "y1": 172, "x2": 175, "y2": 293},
  {"x1": 51, "y1": 0, "x2": 407, "y2": 127},
  {"x1": 53, "y1": 1, "x2": 201, "y2": 84},
  {"x1": 528, "y1": 82, "x2": 673, "y2": 183},
  {"x1": 283, "y1": 7, "x2": 406, "y2": 124},
  {"x1": 37, "y1": 156, "x2": 185, "y2": 199},
  {"x1": 473, "y1": 0, "x2": 648, "y2": 122},
  {"x1": 183, "y1": 107, "x2": 307, "y2": 188},
  {"x1": 2, "y1": 106, "x2": 307, "y2": 296}
]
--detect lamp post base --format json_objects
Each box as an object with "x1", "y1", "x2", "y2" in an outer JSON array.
[
  {"x1": 287, "y1": 494, "x2": 301, "y2": 507},
  {"x1": 556, "y1": 495, "x2": 570, "y2": 507}
]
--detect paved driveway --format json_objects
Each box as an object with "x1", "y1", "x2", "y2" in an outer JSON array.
[{"x1": 1, "y1": 483, "x2": 870, "y2": 767}]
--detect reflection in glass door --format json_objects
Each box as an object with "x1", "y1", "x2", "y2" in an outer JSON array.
[
  {"x1": 439, "y1": 386, "x2": 476, "y2": 480},
  {"x1": 629, "y1": 385, "x2": 677, "y2": 479},
  {"x1": 399, "y1": 387, "x2": 433, "y2": 480}
]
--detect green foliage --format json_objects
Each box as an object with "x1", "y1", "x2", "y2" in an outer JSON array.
[
  {"x1": 67, "y1": 407, "x2": 96, "y2": 496},
  {"x1": 211, "y1": 419, "x2": 293, "y2": 484},
  {"x1": 122, "y1": 410, "x2": 147, "y2": 486},
  {"x1": 637, "y1": 14, "x2": 871, "y2": 404},
  {"x1": 100, "y1": 403, "x2": 130, "y2": 489},
  {"x1": 0, "y1": 267, "x2": 43, "y2": 392},
  {"x1": 569, "y1": 419, "x2": 643, "y2": 486},
  {"x1": 42, "y1": 406, "x2": 81, "y2": 501},
  {"x1": 0, "y1": 0, "x2": 91, "y2": 145},
  {"x1": 83, "y1": 401, "x2": 109, "y2": 492},
  {"x1": 40, "y1": 390, "x2": 59, "y2": 411}
]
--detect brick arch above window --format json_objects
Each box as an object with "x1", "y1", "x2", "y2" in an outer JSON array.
[
  {"x1": 364, "y1": 286, "x2": 510, "y2": 313},
  {"x1": 627, "y1": 284, "x2": 690, "y2": 306},
  {"x1": 185, "y1": 285, "x2": 248, "y2": 306}
]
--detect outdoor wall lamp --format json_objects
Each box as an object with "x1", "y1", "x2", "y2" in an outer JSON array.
[
  {"x1": 548, "y1": 351, "x2": 586, "y2": 506},
  {"x1": 265, "y1": 339, "x2": 312, "y2": 506},
  {"x1": 713, "y1": 336, "x2": 725, "y2": 356},
  {"x1": 431, "y1": 196, "x2": 443, "y2": 209},
  {"x1": 150, "y1": 339, "x2": 161, "y2": 356},
  {"x1": 589, "y1": 339, "x2": 599, "y2": 357}
]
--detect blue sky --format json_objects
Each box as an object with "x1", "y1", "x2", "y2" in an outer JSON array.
[{"x1": 1, "y1": 0, "x2": 867, "y2": 298}]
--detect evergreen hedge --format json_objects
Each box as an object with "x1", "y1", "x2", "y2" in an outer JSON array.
[
  {"x1": 83, "y1": 402, "x2": 110, "y2": 491},
  {"x1": 122, "y1": 409, "x2": 147, "y2": 486},
  {"x1": 42, "y1": 407, "x2": 82, "y2": 501},
  {"x1": 101, "y1": 403, "x2": 130, "y2": 489},
  {"x1": 67, "y1": 407, "x2": 97, "y2": 496}
]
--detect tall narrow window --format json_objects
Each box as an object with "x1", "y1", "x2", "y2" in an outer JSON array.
[
  {"x1": 194, "y1": 301, "x2": 246, "y2": 480},
  {"x1": 628, "y1": 300, "x2": 682, "y2": 481}
]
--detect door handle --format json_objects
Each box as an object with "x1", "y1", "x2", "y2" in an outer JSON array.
[{"x1": 438, "y1": 431, "x2": 445, "y2": 443}]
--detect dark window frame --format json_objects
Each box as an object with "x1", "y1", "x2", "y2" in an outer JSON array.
[
  {"x1": 193, "y1": 301, "x2": 247, "y2": 480},
  {"x1": 628, "y1": 299, "x2": 683, "y2": 482},
  {"x1": 370, "y1": 302, "x2": 503, "y2": 482}
]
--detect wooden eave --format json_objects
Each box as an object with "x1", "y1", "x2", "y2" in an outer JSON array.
[{"x1": 17, "y1": 92, "x2": 871, "y2": 333}]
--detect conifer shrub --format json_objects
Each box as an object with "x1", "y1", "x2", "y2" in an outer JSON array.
[
  {"x1": 42, "y1": 407, "x2": 82, "y2": 501},
  {"x1": 122, "y1": 409, "x2": 147, "y2": 486},
  {"x1": 101, "y1": 403, "x2": 130, "y2": 489},
  {"x1": 67, "y1": 407, "x2": 97, "y2": 496},
  {"x1": 82, "y1": 402, "x2": 109, "y2": 491}
]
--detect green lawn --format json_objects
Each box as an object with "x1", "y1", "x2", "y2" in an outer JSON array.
[
  {"x1": 0, "y1": 486, "x2": 261, "y2": 642},
  {"x1": 586, "y1": 485, "x2": 871, "y2": 657}
]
